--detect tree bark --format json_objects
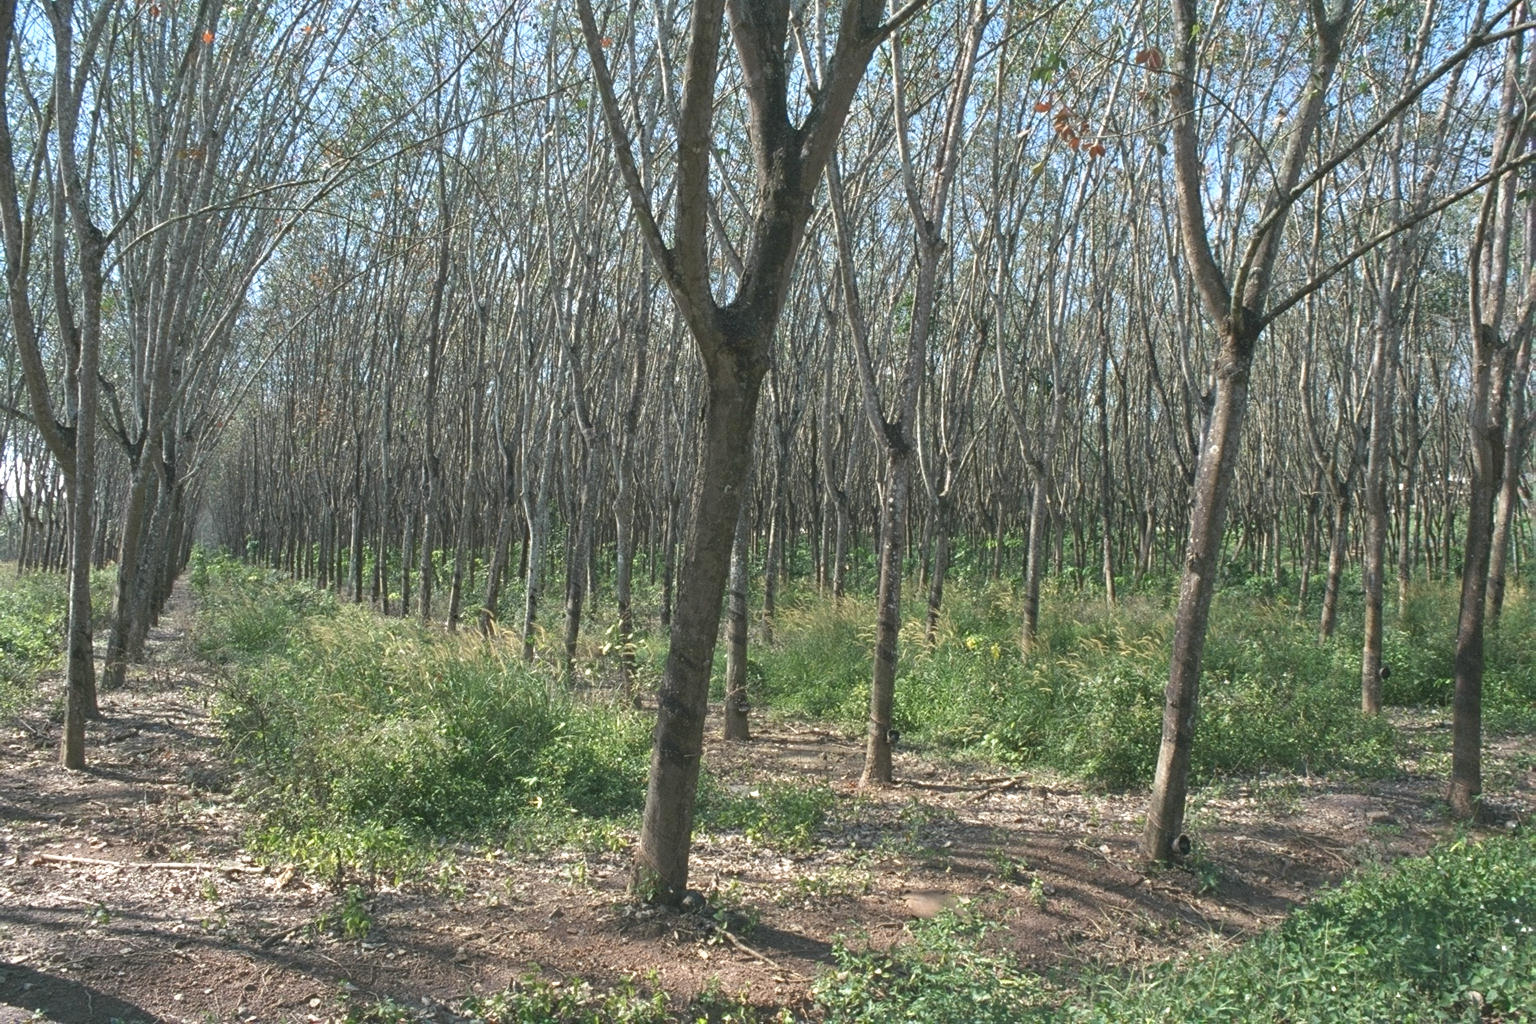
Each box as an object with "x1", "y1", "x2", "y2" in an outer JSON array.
[
  {"x1": 1144, "y1": 325, "x2": 1256, "y2": 857},
  {"x1": 723, "y1": 494, "x2": 752, "y2": 741},
  {"x1": 862, "y1": 449, "x2": 909, "y2": 786},
  {"x1": 634, "y1": 355, "x2": 761, "y2": 899}
]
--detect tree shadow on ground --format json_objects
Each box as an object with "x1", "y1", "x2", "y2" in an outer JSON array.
[{"x1": 0, "y1": 961, "x2": 165, "y2": 1024}]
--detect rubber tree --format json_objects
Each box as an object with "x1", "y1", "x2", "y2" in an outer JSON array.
[
  {"x1": 1452, "y1": 16, "x2": 1536, "y2": 820},
  {"x1": 0, "y1": 1, "x2": 203, "y2": 766},
  {"x1": 1141, "y1": 0, "x2": 1531, "y2": 859},
  {"x1": 1359, "y1": 3, "x2": 1478, "y2": 711},
  {"x1": 577, "y1": 0, "x2": 928, "y2": 901},
  {"x1": 827, "y1": 0, "x2": 990, "y2": 786},
  {"x1": 1143, "y1": 0, "x2": 1354, "y2": 862}
]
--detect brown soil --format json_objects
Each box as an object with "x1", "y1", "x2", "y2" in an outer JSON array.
[{"x1": 2, "y1": 591, "x2": 1532, "y2": 1023}]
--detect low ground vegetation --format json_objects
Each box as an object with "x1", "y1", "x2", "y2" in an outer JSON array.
[
  {"x1": 1, "y1": 556, "x2": 1533, "y2": 1020},
  {"x1": 0, "y1": 568, "x2": 112, "y2": 717}
]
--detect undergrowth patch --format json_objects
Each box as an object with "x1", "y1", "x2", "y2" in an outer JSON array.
[
  {"x1": 753, "y1": 582, "x2": 1410, "y2": 789},
  {"x1": 192, "y1": 552, "x2": 652, "y2": 879},
  {"x1": 0, "y1": 566, "x2": 114, "y2": 715},
  {"x1": 812, "y1": 828, "x2": 1536, "y2": 1022}
]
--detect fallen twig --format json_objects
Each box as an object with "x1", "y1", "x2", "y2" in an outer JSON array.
[
  {"x1": 714, "y1": 926, "x2": 806, "y2": 979},
  {"x1": 35, "y1": 852, "x2": 266, "y2": 874},
  {"x1": 258, "y1": 921, "x2": 310, "y2": 948}
]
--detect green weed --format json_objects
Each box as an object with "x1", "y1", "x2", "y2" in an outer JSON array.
[
  {"x1": 698, "y1": 778, "x2": 834, "y2": 854},
  {"x1": 813, "y1": 906, "x2": 1053, "y2": 1023},
  {"x1": 315, "y1": 884, "x2": 373, "y2": 940},
  {"x1": 1070, "y1": 827, "x2": 1536, "y2": 1022},
  {"x1": 196, "y1": 555, "x2": 650, "y2": 880},
  {"x1": 0, "y1": 566, "x2": 115, "y2": 713}
]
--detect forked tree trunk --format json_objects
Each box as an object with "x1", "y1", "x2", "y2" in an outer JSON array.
[
  {"x1": 580, "y1": 0, "x2": 918, "y2": 905},
  {"x1": 1453, "y1": 16, "x2": 1534, "y2": 819}
]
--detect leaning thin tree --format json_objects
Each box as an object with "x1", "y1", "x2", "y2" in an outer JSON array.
[
  {"x1": 1141, "y1": 0, "x2": 1532, "y2": 861},
  {"x1": 575, "y1": 0, "x2": 926, "y2": 902}
]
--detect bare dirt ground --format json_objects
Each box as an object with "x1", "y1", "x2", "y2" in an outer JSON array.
[{"x1": 2, "y1": 590, "x2": 1532, "y2": 1023}]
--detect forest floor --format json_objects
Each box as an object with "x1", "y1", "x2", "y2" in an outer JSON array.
[{"x1": 1, "y1": 587, "x2": 1533, "y2": 1024}]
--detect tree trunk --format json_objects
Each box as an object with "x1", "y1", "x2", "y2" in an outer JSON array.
[
  {"x1": 861, "y1": 449, "x2": 909, "y2": 787},
  {"x1": 632, "y1": 353, "x2": 761, "y2": 902},
  {"x1": 723, "y1": 496, "x2": 751, "y2": 741},
  {"x1": 418, "y1": 458, "x2": 438, "y2": 624},
  {"x1": 1144, "y1": 326, "x2": 1255, "y2": 862},
  {"x1": 522, "y1": 425, "x2": 556, "y2": 664},
  {"x1": 1487, "y1": 332, "x2": 1531, "y2": 623},
  {"x1": 762, "y1": 485, "x2": 782, "y2": 645},
  {"x1": 480, "y1": 444, "x2": 517, "y2": 636},
  {"x1": 1450, "y1": 324, "x2": 1511, "y2": 820},
  {"x1": 563, "y1": 453, "x2": 596, "y2": 685},
  {"x1": 1361, "y1": 312, "x2": 1400, "y2": 713},
  {"x1": 103, "y1": 455, "x2": 151, "y2": 691},
  {"x1": 924, "y1": 502, "x2": 951, "y2": 647},
  {"x1": 1021, "y1": 479, "x2": 1048, "y2": 654},
  {"x1": 1318, "y1": 494, "x2": 1349, "y2": 640},
  {"x1": 350, "y1": 453, "x2": 366, "y2": 604}
]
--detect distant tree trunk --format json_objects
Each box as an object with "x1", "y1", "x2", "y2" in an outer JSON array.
[
  {"x1": 723, "y1": 496, "x2": 751, "y2": 741},
  {"x1": 1396, "y1": 455, "x2": 1417, "y2": 610},
  {"x1": 1097, "y1": 339, "x2": 1117, "y2": 606},
  {"x1": 1021, "y1": 479, "x2": 1049, "y2": 653},
  {"x1": 862, "y1": 449, "x2": 909, "y2": 785},
  {"x1": 350, "y1": 447, "x2": 366, "y2": 603},
  {"x1": 522, "y1": 418, "x2": 557, "y2": 663},
  {"x1": 563, "y1": 451, "x2": 596, "y2": 684},
  {"x1": 1361, "y1": 290, "x2": 1402, "y2": 711},
  {"x1": 104, "y1": 452, "x2": 151, "y2": 690},
  {"x1": 924, "y1": 501, "x2": 952, "y2": 647},
  {"x1": 1487, "y1": 331, "x2": 1531, "y2": 623},
  {"x1": 480, "y1": 445, "x2": 517, "y2": 636},
  {"x1": 400, "y1": 515, "x2": 414, "y2": 618},
  {"x1": 1318, "y1": 494, "x2": 1350, "y2": 640},
  {"x1": 417, "y1": 172, "x2": 452, "y2": 626}
]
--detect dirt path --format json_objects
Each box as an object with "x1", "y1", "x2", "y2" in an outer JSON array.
[{"x1": 2, "y1": 590, "x2": 1532, "y2": 1023}]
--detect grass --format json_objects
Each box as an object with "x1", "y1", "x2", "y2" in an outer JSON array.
[
  {"x1": 752, "y1": 579, "x2": 1411, "y2": 790},
  {"x1": 191, "y1": 550, "x2": 654, "y2": 880},
  {"x1": 806, "y1": 826, "x2": 1536, "y2": 1023},
  {"x1": 190, "y1": 543, "x2": 1536, "y2": 881},
  {"x1": 163, "y1": 548, "x2": 1536, "y2": 1021},
  {"x1": 193, "y1": 551, "x2": 831, "y2": 880},
  {"x1": 0, "y1": 565, "x2": 116, "y2": 716},
  {"x1": 1067, "y1": 826, "x2": 1536, "y2": 1022}
]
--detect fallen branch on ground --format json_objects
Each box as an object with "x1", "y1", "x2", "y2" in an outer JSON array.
[{"x1": 34, "y1": 852, "x2": 266, "y2": 874}]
